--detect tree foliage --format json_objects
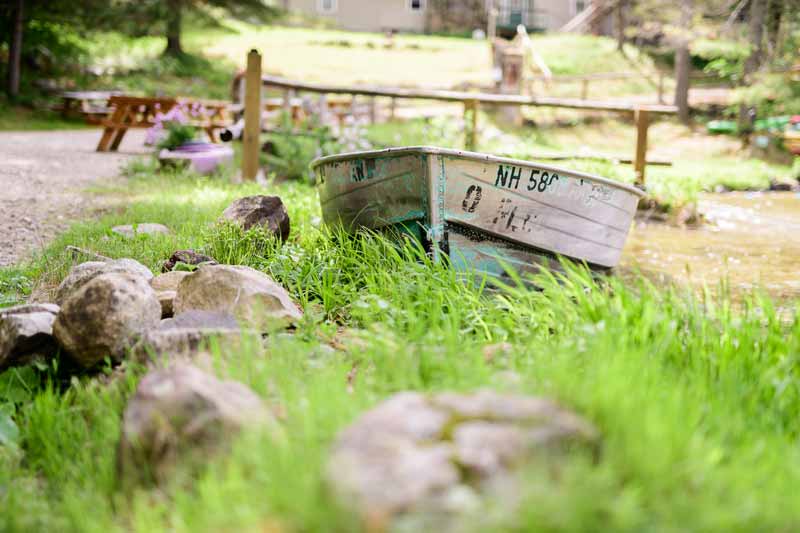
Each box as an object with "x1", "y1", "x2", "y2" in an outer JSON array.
[
  {"x1": 617, "y1": 0, "x2": 798, "y2": 118},
  {"x1": 0, "y1": 0, "x2": 280, "y2": 98},
  {"x1": 106, "y1": 0, "x2": 279, "y2": 56}
]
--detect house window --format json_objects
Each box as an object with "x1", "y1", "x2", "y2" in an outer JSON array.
[
  {"x1": 571, "y1": 0, "x2": 586, "y2": 16},
  {"x1": 318, "y1": 0, "x2": 337, "y2": 13},
  {"x1": 408, "y1": 0, "x2": 425, "y2": 11}
]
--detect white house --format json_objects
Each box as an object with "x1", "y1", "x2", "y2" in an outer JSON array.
[{"x1": 283, "y1": 0, "x2": 592, "y2": 34}]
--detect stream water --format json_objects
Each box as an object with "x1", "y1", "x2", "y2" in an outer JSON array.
[{"x1": 621, "y1": 192, "x2": 800, "y2": 301}]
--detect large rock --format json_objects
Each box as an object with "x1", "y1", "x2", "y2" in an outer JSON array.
[
  {"x1": 162, "y1": 249, "x2": 217, "y2": 273},
  {"x1": 117, "y1": 363, "x2": 273, "y2": 484},
  {"x1": 53, "y1": 272, "x2": 162, "y2": 368},
  {"x1": 131, "y1": 328, "x2": 247, "y2": 365},
  {"x1": 150, "y1": 271, "x2": 191, "y2": 318},
  {"x1": 219, "y1": 195, "x2": 290, "y2": 242},
  {"x1": 328, "y1": 390, "x2": 599, "y2": 529},
  {"x1": 0, "y1": 304, "x2": 59, "y2": 371},
  {"x1": 150, "y1": 271, "x2": 190, "y2": 293},
  {"x1": 132, "y1": 311, "x2": 245, "y2": 363},
  {"x1": 160, "y1": 310, "x2": 241, "y2": 330},
  {"x1": 112, "y1": 223, "x2": 171, "y2": 239},
  {"x1": 55, "y1": 259, "x2": 153, "y2": 305},
  {"x1": 173, "y1": 265, "x2": 302, "y2": 332}
]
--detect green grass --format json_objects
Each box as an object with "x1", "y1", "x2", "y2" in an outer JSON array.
[
  {"x1": 74, "y1": 22, "x2": 660, "y2": 94},
  {"x1": 0, "y1": 103, "x2": 92, "y2": 131},
  {"x1": 192, "y1": 23, "x2": 657, "y2": 88},
  {"x1": 2, "y1": 160, "x2": 800, "y2": 531}
]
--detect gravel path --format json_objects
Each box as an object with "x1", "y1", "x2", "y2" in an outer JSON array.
[{"x1": 0, "y1": 129, "x2": 149, "y2": 267}]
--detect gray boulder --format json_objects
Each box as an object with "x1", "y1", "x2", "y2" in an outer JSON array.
[
  {"x1": 117, "y1": 363, "x2": 273, "y2": 485},
  {"x1": 173, "y1": 265, "x2": 302, "y2": 332},
  {"x1": 0, "y1": 303, "x2": 59, "y2": 371},
  {"x1": 55, "y1": 259, "x2": 153, "y2": 305},
  {"x1": 150, "y1": 271, "x2": 191, "y2": 318},
  {"x1": 160, "y1": 310, "x2": 241, "y2": 330},
  {"x1": 328, "y1": 390, "x2": 599, "y2": 529},
  {"x1": 131, "y1": 328, "x2": 247, "y2": 364},
  {"x1": 219, "y1": 195, "x2": 290, "y2": 242},
  {"x1": 150, "y1": 271, "x2": 190, "y2": 293},
  {"x1": 53, "y1": 272, "x2": 162, "y2": 368},
  {"x1": 111, "y1": 223, "x2": 171, "y2": 239},
  {"x1": 132, "y1": 311, "x2": 245, "y2": 363}
]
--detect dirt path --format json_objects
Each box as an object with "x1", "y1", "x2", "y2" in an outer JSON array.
[{"x1": 0, "y1": 129, "x2": 148, "y2": 267}]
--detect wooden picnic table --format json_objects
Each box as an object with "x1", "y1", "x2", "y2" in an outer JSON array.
[
  {"x1": 56, "y1": 90, "x2": 123, "y2": 124},
  {"x1": 96, "y1": 95, "x2": 232, "y2": 152}
]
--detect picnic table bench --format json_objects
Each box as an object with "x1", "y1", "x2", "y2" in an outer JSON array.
[
  {"x1": 96, "y1": 95, "x2": 232, "y2": 152},
  {"x1": 55, "y1": 90, "x2": 123, "y2": 124}
]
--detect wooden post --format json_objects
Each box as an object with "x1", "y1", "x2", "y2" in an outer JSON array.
[
  {"x1": 242, "y1": 49, "x2": 262, "y2": 182},
  {"x1": 487, "y1": 6, "x2": 498, "y2": 66},
  {"x1": 499, "y1": 48, "x2": 524, "y2": 126},
  {"x1": 318, "y1": 94, "x2": 328, "y2": 124},
  {"x1": 238, "y1": 74, "x2": 246, "y2": 105},
  {"x1": 369, "y1": 96, "x2": 377, "y2": 124},
  {"x1": 282, "y1": 88, "x2": 293, "y2": 127},
  {"x1": 633, "y1": 108, "x2": 650, "y2": 186},
  {"x1": 581, "y1": 78, "x2": 589, "y2": 100},
  {"x1": 464, "y1": 99, "x2": 478, "y2": 151}
]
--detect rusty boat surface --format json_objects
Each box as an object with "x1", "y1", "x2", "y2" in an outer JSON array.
[{"x1": 311, "y1": 146, "x2": 645, "y2": 277}]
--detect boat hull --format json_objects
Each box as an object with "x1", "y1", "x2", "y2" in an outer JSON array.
[{"x1": 313, "y1": 146, "x2": 644, "y2": 275}]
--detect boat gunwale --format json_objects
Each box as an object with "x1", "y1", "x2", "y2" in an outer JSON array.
[{"x1": 310, "y1": 146, "x2": 646, "y2": 198}]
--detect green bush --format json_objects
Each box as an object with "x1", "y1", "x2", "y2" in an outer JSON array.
[
  {"x1": 157, "y1": 122, "x2": 197, "y2": 150},
  {"x1": 732, "y1": 72, "x2": 800, "y2": 116},
  {"x1": 692, "y1": 38, "x2": 750, "y2": 83}
]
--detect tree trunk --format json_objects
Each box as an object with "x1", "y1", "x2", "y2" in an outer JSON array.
[
  {"x1": 673, "y1": 0, "x2": 693, "y2": 124},
  {"x1": 6, "y1": 0, "x2": 24, "y2": 100},
  {"x1": 738, "y1": 0, "x2": 767, "y2": 140},
  {"x1": 744, "y1": 0, "x2": 766, "y2": 78},
  {"x1": 615, "y1": 0, "x2": 625, "y2": 51},
  {"x1": 765, "y1": 0, "x2": 784, "y2": 62},
  {"x1": 164, "y1": 0, "x2": 184, "y2": 57}
]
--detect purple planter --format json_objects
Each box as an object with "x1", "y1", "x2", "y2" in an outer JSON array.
[{"x1": 158, "y1": 142, "x2": 234, "y2": 175}]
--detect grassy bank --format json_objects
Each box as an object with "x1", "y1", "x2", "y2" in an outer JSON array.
[
  {"x1": 1, "y1": 160, "x2": 800, "y2": 531},
  {"x1": 0, "y1": 103, "x2": 92, "y2": 131}
]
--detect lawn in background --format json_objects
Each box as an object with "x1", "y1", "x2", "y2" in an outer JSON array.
[{"x1": 81, "y1": 22, "x2": 660, "y2": 93}]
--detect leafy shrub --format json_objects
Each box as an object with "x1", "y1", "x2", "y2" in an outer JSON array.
[
  {"x1": 146, "y1": 102, "x2": 211, "y2": 150},
  {"x1": 263, "y1": 113, "x2": 372, "y2": 183},
  {"x1": 157, "y1": 122, "x2": 198, "y2": 150},
  {"x1": 692, "y1": 38, "x2": 750, "y2": 83},
  {"x1": 732, "y1": 72, "x2": 800, "y2": 117}
]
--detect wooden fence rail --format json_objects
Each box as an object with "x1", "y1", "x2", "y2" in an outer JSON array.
[
  {"x1": 260, "y1": 74, "x2": 678, "y2": 114},
  {"x1": 241, "y1": 53, "x2": 678, "y2": 186}
]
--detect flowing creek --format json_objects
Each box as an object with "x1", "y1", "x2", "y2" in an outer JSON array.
[{"x1": 621, "y1": 192, "x2": 800, "y2": 301}]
